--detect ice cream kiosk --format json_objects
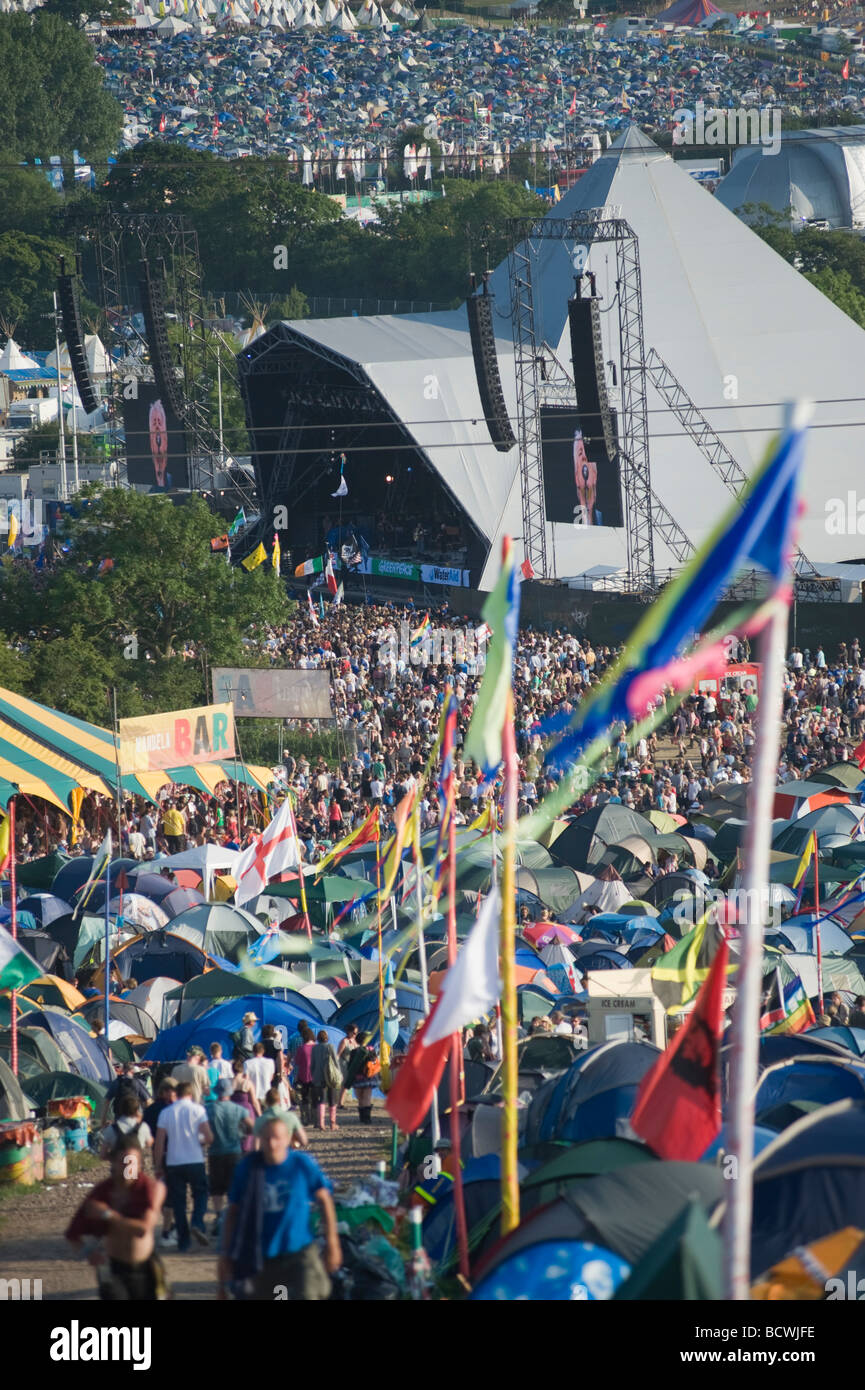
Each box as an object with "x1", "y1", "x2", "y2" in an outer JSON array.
[{"x1": 585, "y1": 968, "x2": 669, "y2": 1048}]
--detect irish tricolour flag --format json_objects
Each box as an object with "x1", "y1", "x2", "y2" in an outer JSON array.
[
  {"x1": 294, "y1": 555, "x2": 325, "y2": 579},
  {"x1": 0, "y1": 925, "x2": 41, "y2": 991}
]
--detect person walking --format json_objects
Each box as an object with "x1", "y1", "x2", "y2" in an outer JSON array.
[
  {"x1": 218, "y1": 1116, "x2": 341, "y2": 1301},
  {"x1": 153, "y1": 1081, "x2": 213, "y2": 1252},
  {"x1": 245, "y1": 1042, "x2": 275, "y2": 1105},
  {"x1": 344, "y1": 1031, "x2": 379, "y2": 1125},
  {"x1": 65, "y1": 1137, "x2": 168, "y2": 1301},
  {"x1": 229, "y1": 1057, "x2": 261, "y2": 1154},
  {"x1": 205, "y1": 1079, "x2": 255, "y2": 1237},
  {"x1": 337, "y1": 1022, "x2": 359, "y2": 1109},
  {"x1": 292, "y1": 1023, "x2": 316, "y2": 1126},
  {"x1": 309, "y1": 1030, "x2": 341, "y2": 1131}
]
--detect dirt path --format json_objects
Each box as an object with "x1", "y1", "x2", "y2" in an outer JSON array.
[{"x1": 0, "y1": 1105, "x2": 391, "y2": 1301}]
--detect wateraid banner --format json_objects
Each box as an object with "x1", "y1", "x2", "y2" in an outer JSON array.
[
  {"x1": 356, "y1": 557, "x2": 470, "y2": 587},
  {"x1": 211, "y1": 668, "x2": 333, "y2": 720},
  {"x1": 118, "y1": 703, "x2": 235, "y2": 773}
]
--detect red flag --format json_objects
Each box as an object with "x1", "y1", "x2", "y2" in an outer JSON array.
[
  {"x1": 568, "y1": 91, "x2": 576, "y2": 116},
  {"x1": 324, "y1": 551, "x2": 338, "y2": 596},
  {"x1": 212, "y1": 121, "x2": 219, "y2": 140},
  {"x1": 843, "y1": 57, "x2": 850, "y2": 79},
  {"x1": 115, "y1": 869, "x2": 129, "y2": 896},
  {"x1": 210, "y1": 534, "x2": 230, "y2": 553},
  {"x1": 265, "y1": 108, "x2": 271, "y2": 125},
  {"x1": 159, "y1": 115, "x2": 166, "y2": 133},
  {"x1": 520, "y1": 558, "x2": 535, "y2": 581},
  {"x1": 630, "y1": 937, "x2": 728, "y2": 1161},
  {"x1": 386, "y1": 1009, "x2": 453, "y2": 1133},
  {"x1": 854, "y1": 740, "x2": 865, "y2": 771}
]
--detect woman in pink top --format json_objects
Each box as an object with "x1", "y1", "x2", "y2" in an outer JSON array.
[{"x1": 292, "y1": 1023, "x2": 316, "y2": 1126}]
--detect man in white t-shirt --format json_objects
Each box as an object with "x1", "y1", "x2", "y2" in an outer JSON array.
[
  {"x1": 245, "y1": 1043, "x2": 276, "y2": 1102},
  {"x1": 154, "y1": 1082, "x2": 213, "y2": 1253}
]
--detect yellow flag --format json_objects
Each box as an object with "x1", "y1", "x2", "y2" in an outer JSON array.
[
  {"x1": 0, "y1": 812, "x2": 9, "y2": 870},
  {"x1": 242, "y1": 542, "x2": 267, "y2": 572},
  {"x1": 378, "y1": 786, "x2": 418, "y2": 903},
  {"x1": 272, "y1": 533, "x2": 280, "y2": 572},
  {"x1": 468, "y1": 801, "x2": 495, "y2": 835},
  {"x1": 70, "y1": 787, "x2": 85, "y2": 846},
  {"x1": 7, "y1": 513, "x2": 18, "y2": 549},
  {"x1": 792, "y1": 830, "x2": 817, "y2": 890}
]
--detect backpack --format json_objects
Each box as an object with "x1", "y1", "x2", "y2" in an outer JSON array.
[
  {"x1": 325, "y1": 1051, "x2": 342, "y2": 1092},
  {"x1": 363, "y1": 1052, "x2": 381, "y2": 1081},
  {"x1": 112, "y1": 1074, "x2": 142, "y2": 1118}
]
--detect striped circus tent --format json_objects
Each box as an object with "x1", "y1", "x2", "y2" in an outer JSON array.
[{"x1": 0, "y1": 686, "x2": 274, "y2": 811}]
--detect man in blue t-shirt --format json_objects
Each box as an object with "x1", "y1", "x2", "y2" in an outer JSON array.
[{"x1": 218, "y1": 1116, "x2": 341, "y2": 1300}]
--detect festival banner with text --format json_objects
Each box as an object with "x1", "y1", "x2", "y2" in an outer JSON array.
[{"x1": 118, "y1": 703, "x2": 235, "y2": 773}]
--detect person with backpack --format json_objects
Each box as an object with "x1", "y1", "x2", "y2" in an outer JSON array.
[
  {"x1": 344, "y1": 1031, "x2": 380, "y2": 1126},
  {"x1": 99, "y1": 1092, "x2": 154, "y2": 1160},
  {"x1": 309, "y1": 1030, "x2": 342, "y2": 1131},
  {"x1": 100, "y1": 1062, "x2": 150, "y2": 1129}
]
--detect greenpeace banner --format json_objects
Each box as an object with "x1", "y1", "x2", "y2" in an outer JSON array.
[
  {"x1": 118, "y1": 703, "x2": 235, "y2": 773},
  {"x1": 211, "y1": 668, "x2": 334, "y2": 720},
  {"x1": 356, "y1": 557, "x2": 470, "y2": 587}
]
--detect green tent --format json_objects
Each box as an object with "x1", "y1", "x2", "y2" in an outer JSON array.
[
  {"x1": 14, "y1": 852, "x2": 71, "y2": 891},
  {"x1": 812, "y1": 762, "x2": 865, "y2": 790},
  {"x1": 613, "y1": 1197, "x2": 722, "y2": 1300},
  {"x1": 164, "y1": 969, "x2": 271, "y2": 1003},
  {"x1": 0, "y1": 1055, "x2": 30, "y2": 1121},
  {"x1": 22, "y1": 1069, "x2": 106, "y2": 1110}
]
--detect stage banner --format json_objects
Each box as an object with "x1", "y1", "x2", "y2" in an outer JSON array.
[
  {"x1": 118, "y1": 703, "x2": 235, "y2": 773},
  {"x1": 355, "y1": 557, "x2": 470, "y2": 587},
  {"x1": 211, "y1": 668, "x2": 334, "y2": 720}
]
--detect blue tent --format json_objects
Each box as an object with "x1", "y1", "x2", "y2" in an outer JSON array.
[
  {"x1": 808, "y1": 1025, "x2": 865, "y2": 1056},
  {"x1": 472, "y1": 1240, "x2": 631, "y2": 1301},
  {"x1": 750, "y1": 1100, "x2": 865, "y2": 1276},
  {"x1": 528, "y1": 1039, "x2": 662, "y2": 1145},
  {"x1": 144, "y1": 994, "x2": 342, "y2": 1062},
  {"x1": 19, "y1": 1008, "x2": 112, "y2": 1084},
  {"x1": 755, "y1": 1057, "x2": 865, "y2": 1125},
  {"x1": 417, "y1": 1155, "x2": 531, "y2": 1264},
  {"x1": 765, "y1": 914, "x2": 852, "y2": 956}
]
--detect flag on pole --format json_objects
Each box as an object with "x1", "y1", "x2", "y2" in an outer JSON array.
[
  {"x1": 760, "y1": 965, "x2": 816, "y2": 1034},
  {"x1": 333, "y1": 582, "x2": 344, "y2": 607},
  {"x1": 234, "y1": 798, "x2": 301, "y2": 905},
  {"x1": 630, "y1": 936, "x2": 728, "y2": 1161},
  {"x1": 242, "y1": 542, "x2": 267, "y2": 572},
  {"x1": 324, "y1": 551, "x2": 338, "y2": 596},
  {"x1": 228, "y1": 508, "x2": 246, "y2": 539},
  {"x1": 520, "y1": 558, "x2": 535, "y2": 581},
  {"x1": 307, "y1": 590, "x2": 319, "y2": 628},
  {"x1": 792, "y1": 829, "x2": 818, "y2": 890},
  {"x1": 651, "y1": 913, "x2": 733, "y2": 1012},
  {"x1": 542, "y1": 414, "x2": 807, "y2": 769},
  {"x1": 315, "y1": 806, "x2": 379, "y2": 877},
  {"x1": 272, "y1": 532, "x2": 281, "y2": 573},
  {"x1": 210, "y1": 535, "x2": 230, "y2": 553},
  {"x1": 410, "y1": 614, "x2": 430, "y2": 649},
  {"x1": 75, "y1": 830, "x2": 112, "y2": 917},
  {"x1": 853, "y1": 740, "x2": 865, "y2": 771},
  {"x1": 0, "y1": 925, "x2": 41, "y2": 992},
  {"x1": 568, "y1": 91, "x2": 576, "y2": 115},
  {"x1": 843, "y1": 57, "x2": 850, "y2": 79},
  {"x1": 0, "y1": 813, "x2": 9, "y2": 874},
  {"x1": 386, "y1": 887, "x2": 501, "y2": 1133},
  {"x1": 378, "y1": 785, "x2": 418, "y2": 903},
  {"x1": 464, "y1": 536, "x2": 521, "y2": 776},
  {"x1": 382, "y1": 959, "x2": 399, "y2": 1047},
  {"x1": 331, "y1": 475, "x2": 348, "y2": 498},
  {"x1": 295, "y1": 554, "x2": 325, "y2": 578}
]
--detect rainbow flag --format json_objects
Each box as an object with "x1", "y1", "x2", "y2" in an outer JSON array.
[
  {"x1": 410, "y1": 613, "x2": 431, "y2": 648},
  {"x1": 760, "y1": 966, "x2": 816, "y2": 1035},
  {"x1": 464, "y1": 536, "x2": 520, "y2": 776},
  {"x1": 315, "y1": 806, "x2": 379, "y2": 878},
  {"x1": 542, "y1": 410, "x2": 808, "y2": 772}
]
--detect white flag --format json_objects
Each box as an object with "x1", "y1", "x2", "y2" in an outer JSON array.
[
  {"x1": 234, "y1": 799, "x2": 300, "y2": 905},
  {"x1": 425, "y1": 887, "x2": 501, "y2": 1045},
  {"x1": 76, "y1": 829, "x2": 112, "y2": 917},
  {"x1": 331, "y1": 475, "x2": 348, "y2": 498}
]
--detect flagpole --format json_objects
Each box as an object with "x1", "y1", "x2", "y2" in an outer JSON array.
[
  {"x1": 814, "y1": 831, "x2": 824, "y2": 1017},
  {"x1": 723, "y1": 589, "x2": 789, "y2": 1301},
  {"x1": 9, "y1": 798, "x2": 18, "y2": 1077},
  {"x1": 500, "y1": 688, "x2": 520, "y2": 1237},
  {"x1": 413, "y1": 805, "x2": 440, "y2": 1146},
  {"x1": 112, "y1": 687, "x2": 123, "y2": 851},
  {"x1": 375, "y1": 808, "x2": 390, "y2": 1089},
  {"x1": 447, "y1": 779, "x2": 470, "y2": 1283},
  {"x1": 104, "y1": 837, "x2": 112, "y2": 1041}
]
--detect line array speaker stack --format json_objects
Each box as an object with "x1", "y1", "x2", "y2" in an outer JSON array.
[
  {"x1": 56, "y1": 271, "x2": 99, "y2": 415},
  {"x1": 138, "y1": 259, "x2": 185, "y2": 417},
  {"x1": 567, "y1": 293, "x2": 618, "y2": 464},
  {"x1": 467, "y1": 289, "x2": 517, "y2": 453}
]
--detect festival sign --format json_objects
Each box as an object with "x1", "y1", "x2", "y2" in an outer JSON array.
[
  {"x1": 118, "y1": 703, "x2": 235, "y2": 773},
  {"x1": 211, "y1": 668, "x2": 334, "y2": 720}
]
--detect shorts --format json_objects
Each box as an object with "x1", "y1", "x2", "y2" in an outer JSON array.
[
  {"x1": 99, "y1": 1254, "x2": 169, "y2": 1301},
  {"x1": 209, "y1": 1151, "x2": 240, "y2": 1197},
  {"x1": 252, "y1": 1244, "x2": 331, "y2": 1301},
  {"x1": 310, "y1": 1085, "x2": 338, "y2": 1106}
]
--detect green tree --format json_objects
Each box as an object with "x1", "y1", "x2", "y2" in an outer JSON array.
[
  {"x1": 0, "y1": 167, "x2": 63, "y2": 240},
  {"x1": 0, "y1": 231, "x2": 77, "y2": 346},
  {"x1": 803, "y1": 267, "x2": 865, "y2": 328},
  {"x1": 265, "y1": 287, "x2": 310, "y2": 321},
  {"x1": 0, "y1": 633, "x2": 30, "y2": 693},
  {"x1": 41, "y1": 0, "x2": 129, "y2": 22},
  {"x1": 0, "y1": 12, "x2": 122, "y2": 162},
  {"x1": 28, "y1": 625, "x2": 116, "y2": 722}
]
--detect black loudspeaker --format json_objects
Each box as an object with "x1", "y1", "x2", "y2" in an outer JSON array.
[
  {"x1": 466, "y1": 291, "x2": 517, "y2": 453},
  {"x1": 567, "y1": 295, "x2": 618, "y2": 464},
  {"x1": 56, "y1": 273, "x2": 99, "y2": 415},
  {"x1": 139, "y1": 259, "x2": 185, "y2": 417}
]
